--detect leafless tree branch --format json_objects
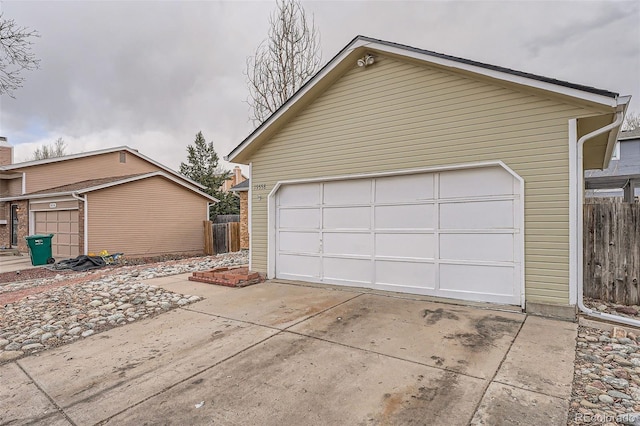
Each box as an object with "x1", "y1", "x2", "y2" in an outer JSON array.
[
  {"x1": 245, "y1": 0, "x2": 321, "y2": 127},
  {"x1": 0, "y1": 12, "x2": 40, "y2": 97}
]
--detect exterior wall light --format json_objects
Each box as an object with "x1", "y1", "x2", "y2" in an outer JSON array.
[{"x1": 357, "y1": 54, "x2": 375, "y2": 67}]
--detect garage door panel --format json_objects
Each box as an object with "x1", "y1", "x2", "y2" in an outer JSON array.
[
  {"x1": 279, "y1": 208, "x2": 320, "y2": 229},
  {"x1": 275, "y1": 166, "x2": 521, "y2": 305},
  {"x1": 279, "y1": 231, "x2": 319, "y2": 254},
  {"x1": 278, "y1": 183, "x2": 320, "y2": 206},
  {"x1": 439, "y1": 264, "x2": 516, "y2": 297},
  {"x1": 440, "y1": 200, "x2": 514, "y2": 230},
  {"x1": 375, "y1": 260, "x2": 435, "y2": 289},
  {"x1": 277, "y1": 254, "x2": 320, "y2": 279},
  {"x1": 323, "y1": 207, "x2": 370, "y2": 229},
  {"x1": 440, "y1": 167, "x2": 515, "y2": 199},
  {"x1": 33, "y1": 209, "x2": 79, "y2": 260},
  {"x1": 440, "y1": 234, "x2": 514, "y2": 262},
  {"x1": 323, "y1": 180, "x2": 370, "y2": 205},
  {"x1": 375, "y1": 204, "x2": 434, "y2": 229},
  {"x1": 375, "y1": 174, "x2": 434, "y2": 203},
  {"x1": 323, "y1": 257, "x2": 371, "y2": 284},
  {"x1": 324, "y1": 232, "x2": 371, "y2": 256},
  {"x1": 375, "y1": 233, "x2": 435, "y2": 259}
]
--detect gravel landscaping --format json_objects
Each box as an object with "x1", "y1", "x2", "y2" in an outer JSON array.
[{"x1": 0, "y1": 251, "x2": 248, "y2": 364}]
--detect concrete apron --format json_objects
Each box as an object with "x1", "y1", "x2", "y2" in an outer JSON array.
[{"x1": 1, "y1": 275, "x2": 577, "y2": 426}]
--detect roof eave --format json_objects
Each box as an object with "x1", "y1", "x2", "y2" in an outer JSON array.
[
  {"x1": 227, "y1": 35, "x2": 621, "y2": 163},
  {"x1": 602, "y1": 96, "x2": 632, "y2": 170}
]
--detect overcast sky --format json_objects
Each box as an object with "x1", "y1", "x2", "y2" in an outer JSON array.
[{"x1": 0, "y1": 0, "x2": 638, "y2": 173}]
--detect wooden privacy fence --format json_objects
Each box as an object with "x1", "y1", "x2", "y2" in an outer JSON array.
[
  {"x1": 203, "y1": 220, "x2": 241, "y2": 255},
  {"x1": 214, "y1": 215, "x2": 240, "y2": 224},
  {"x1": 584, "y1": 202, "x2": 640, "y2": 304}
]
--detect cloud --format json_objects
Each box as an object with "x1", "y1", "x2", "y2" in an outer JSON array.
[{"x1": 1, "y1": 0, "x2": 638, "y2": 177}]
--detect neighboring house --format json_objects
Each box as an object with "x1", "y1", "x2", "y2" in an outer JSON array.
[
  {"x1": 221, "y1": 166, "x2": 247, "y2": 193},
  {"x1": 226, "y1": 35, "x2": 630, "y2": 319},
  {"x1": 230, "y1": 179, "x2": 249, "y2": 250},
  {"x1": 0, "y1": 141, "x2": 217, "y2": 259},
  {"x1": 585, "y1": 128, "x2": 640, "y2": 201}
]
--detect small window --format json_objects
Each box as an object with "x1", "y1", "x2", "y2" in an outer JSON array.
[
  {"x1": 119, "y1": 152, "x2": 126, "y2": 163},
  {"x1": 612, "y1": 142, "x2": 620, "y2": 160}
]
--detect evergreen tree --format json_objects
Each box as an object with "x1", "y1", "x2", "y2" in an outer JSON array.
[{"x1": 179, "y1": 131, "x2": 239, "y2": 218}]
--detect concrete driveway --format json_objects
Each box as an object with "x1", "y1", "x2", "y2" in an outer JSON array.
[{"x1": 1, "y1": 275, "x2": 577, "y2": 425}]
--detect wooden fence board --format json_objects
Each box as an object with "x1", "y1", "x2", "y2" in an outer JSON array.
[
  {"x1": 214, "y1": 215, "x2": 240, "y2": 224},
  {"x1": 584, "y1": 203, "x2": 640, "y2": 305},
  {"x1": 203, "y1": 221, "x2": 214, "y2": 255},
  {"x1": 204, "y1": 221, "x2": 242, "y2": 255}
]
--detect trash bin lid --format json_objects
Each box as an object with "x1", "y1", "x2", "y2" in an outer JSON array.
[{"x1": 25, "y1": 234, "x2": 54, "y2": 240}]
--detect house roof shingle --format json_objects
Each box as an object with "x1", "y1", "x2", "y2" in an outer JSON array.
[{"x1": 230, "y1": 179, "x2": 249, "y2": 192}]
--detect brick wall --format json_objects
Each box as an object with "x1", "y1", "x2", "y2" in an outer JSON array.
[
  {"x1": 0, "y1": 202, "x2": 8, "y2": 248},
  {"x1": 239, "y1": 191, "x2": 249, "y2": 250},
  {"x1": 0, "y1": 201, "x2": 28, "y2": 251},
  {"x1": 15, "y1": 200, "x2": 28, "y2": 252}
]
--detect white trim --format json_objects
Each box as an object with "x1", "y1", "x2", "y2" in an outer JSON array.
[
  {"x1": 364, "y1": 41, "x2": 619, "y2": 107},
  {"x1": 568, "y1": 119, "x2": 578, "y2": 306},
  {"x1": 29, "y1": 196, "x2": 77, "y2": 205},
  {"x1": 267, "y1": 160, "x2": 525, "y2": 307},
  {"x1": 0, "y1": 191, "x2": 74, "y2": 202},
  {"x1": 21, "y1": 173, "x2": 26, "y2": 195},
  {"x1": 29, "y1": 207, "x2": 78, "y2": 212},
  {"x1": 248, "y1": 162, "x2": 253, "y2": 270},
  {"x1": 227, "y1": 36, "x2": 622, "y2": 163},
  {"x1": 28, "y1": 209, "x2": 34, "y2": 236},
  {"x1": 0, "y1": 145, "x2": 206, "y2": 190}
]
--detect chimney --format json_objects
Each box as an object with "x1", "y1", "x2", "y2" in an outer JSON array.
[
  {"x1": 0, "y1": 137, "x2": 13, "y2": 166},
  {"x1": 234, "y1": 166, "x2": 243, "y2": 185}
]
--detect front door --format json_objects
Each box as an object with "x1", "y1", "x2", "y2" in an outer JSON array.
[{"x1": 10, "y1": 204, "x2": 18, "y2": 246}]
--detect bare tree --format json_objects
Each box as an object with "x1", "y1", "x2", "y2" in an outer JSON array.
[
  {"x1": 245, "y1": 0, "x2": 321, "y2": 126},
  {"x1": 0, "y1": 13, "x2": 40, "y2": 97},
  {"x1": 623, "y1": 111, "x2": 640, "y2": 131},
  {"x1": 33, "y1": 138, "x2": 66, "y2": 160}
]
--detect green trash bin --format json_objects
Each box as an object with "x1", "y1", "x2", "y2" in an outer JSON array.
[{"x1": 25, "y1": 234, "x2": 55, "y2": 266}]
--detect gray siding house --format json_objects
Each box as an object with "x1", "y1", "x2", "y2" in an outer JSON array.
[{"x1": 586, "y1": 128, "x2": 640, "y2": 201}]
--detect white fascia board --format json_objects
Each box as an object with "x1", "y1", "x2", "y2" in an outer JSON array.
[
  {"x1": 368, "y1": 42, "x2": 620, "y2": 108},
  {"x1": 0, "y1": 191, "x2": 74, "y2": 202},
  {"x1": 602, "y1": 95, "x2": 632, "y2": 169},
  {"x1": 76, "y1": 171, "x2": 219, "y2": 203},
  {"x1": 226, "y1": 42, "x2": 362, "y2": 162}
]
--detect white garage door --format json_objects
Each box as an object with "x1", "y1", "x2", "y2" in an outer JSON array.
[
  {"x1": 274, "y1": 166, "x2": 522, "y2": 305},
  {"x1": 34, "y1": 210, "x2": 80, "y2": 260}
]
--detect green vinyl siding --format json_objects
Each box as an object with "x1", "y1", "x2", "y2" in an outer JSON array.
[{"x1": 247, "y1": 54, "x2": 601, "y2": 306}]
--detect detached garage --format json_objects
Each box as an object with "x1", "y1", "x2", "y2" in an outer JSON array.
[{"x1": 227, "y1": 36, "x2": 630, "y2": 316}]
